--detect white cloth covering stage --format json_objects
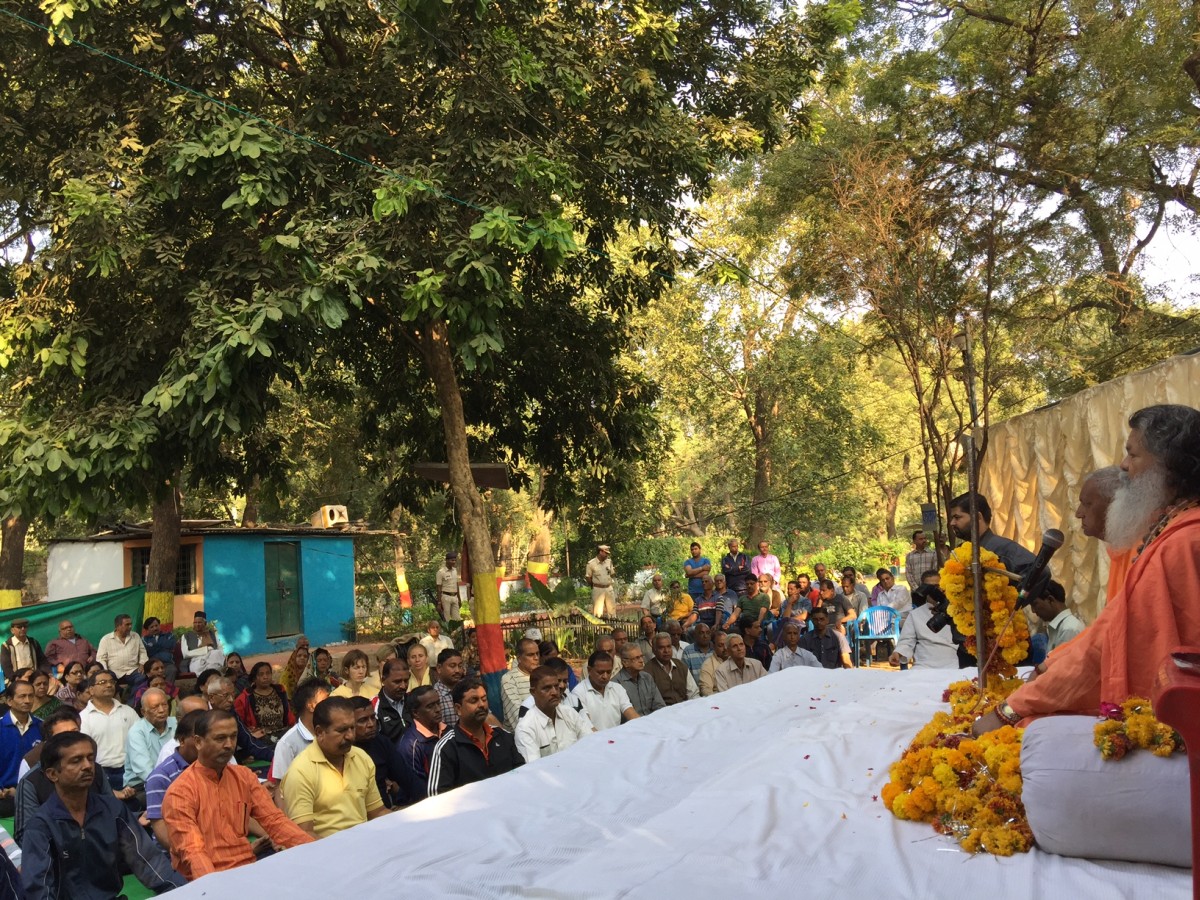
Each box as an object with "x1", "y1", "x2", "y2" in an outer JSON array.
[{"x1": 173, "y1": 667, "x2": 1191, "y2": 899}]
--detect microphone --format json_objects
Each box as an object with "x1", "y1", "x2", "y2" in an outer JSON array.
[{"x1": 1014, "y1": 529, "x2": 1065, "y2": 609}]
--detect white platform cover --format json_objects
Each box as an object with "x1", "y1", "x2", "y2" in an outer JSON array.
[{"x1": 173, "y1": 667, "x2": 1191, "y2": 899}]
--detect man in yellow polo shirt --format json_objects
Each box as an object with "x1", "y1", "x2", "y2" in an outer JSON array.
[{"x1": 280, "y1": 697, "x2": 388, "y2": 838}]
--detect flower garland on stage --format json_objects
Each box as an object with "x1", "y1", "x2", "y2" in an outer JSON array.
[
  {"x1": 881, "y1": 544, "x2": 1033, "y2": 855},
  {"x1": 1094, "y1": 696, "x2": 1185, "y2": 760}
]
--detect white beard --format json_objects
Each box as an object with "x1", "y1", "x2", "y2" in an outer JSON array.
[{"x1": 1105, "y1": 468, "x2": 1171, "y2": 551}]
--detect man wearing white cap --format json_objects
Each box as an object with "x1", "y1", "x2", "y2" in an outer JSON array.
[
  {"x1": 436, "y1": 551, "x2": 462, "y2": 622},
  {"x1": 585, "y1": 545, "x2": 616, "y2": 618}
]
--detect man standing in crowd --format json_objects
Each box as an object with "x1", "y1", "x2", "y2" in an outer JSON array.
[
  {"x1": 270, "y1": 679, "x2": 331, "y2": 787},
  {"x1": 1, "y1": 618, "x2": 46, "y2": 684},
  {"x1": 22, "y1": 732, "x2": 184, "y2": 899},
  {"x1": 79, "y1": 671, "x2": 138, "y2": 793},
  {"x1": 373, "y1": 658, "x2": 410, "y2": 742},
  {"x1": 392, "y1": 686, "x2": 446, "y2": 804},
  {"x1": 0, "y1": 681, "x2": 41, "y2": 816},
  {"x1": 164, "y1": 710, "x2": 312, "y2": 879},
  {"x1": 45, "y1": 619, "x2": 94, "y2": 676},
  {"x1": 770, "y1": 623, "x2": 822, "y2": 671},
  {"x1": 698, "y1": 631, "x2": 730, "y2": 697},
  {"x1": 904, "y1": 530, "x2": 938, "y2": 588},
  {"x1": 182, "y1": 611, "x2": 225, "y2": 675},
  {"x1": 501, "y1": 638, "x2": 540, "y2": 731},
  {"x1": 948, "y1": 492, "x2": 1037, "y2": 575},
  {"x1": 570, "y1": 651, "x2": 638, "y2": 731},
  {"x1": 427, "y1": 679, "x2": 523, "y2": 796},
  {"x1": 436, "y1": 550, "x2": 462, "y2": 622},
  {"x1": 514, "y1": 667, "x2": 591, "y2": 762},
  {"x1": 123, "y1": 687, "x2": 175, "y2": 796},
  {"x1": 433, "y1": 648, "x2": 466, "y2": 728},
  {"x1": 713, "y1": 634, "x2": 767, "y2": 692},
  {"x1": 96, "y1": 614, "x2": 148, "y2": 690},
  {"x1": 683, "y1": 543, "x2": 711, "y2": 601},
  {"x1": 281, "y1": 697, "x2": 387, "y2": 837},
  {"x1": 648, "y1": 634, "x2": 698, "y2": 705},
  {"x1": 720, "y1": 539, "x2": 751, "y2": 597},
  {"x1": 614, "y1": 644, "x2": 665, "y2": 716},
  {"x1": 799, "y1": 609, "x2": 853, "y2": 669},
  {"x1": 750, "y1": 540, "x2": 781, "y2": 589},
  {"x1": 586, "y1": 544, "x2": 617, "y2": 618}
]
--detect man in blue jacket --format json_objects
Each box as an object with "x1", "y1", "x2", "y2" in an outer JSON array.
[
  {"x1": 389, "y1": 686, "x2": 445, "y2": 805},
  {"x1": 0, "y1": 681, "x2": 41, "y2": 817},
  {"x1": 21, "y1": 731, "x2": 185, "y2": 899}
]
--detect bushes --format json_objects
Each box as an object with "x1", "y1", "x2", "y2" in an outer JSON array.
[
  {"x1": 803, "y1": 536, "x2": 909, "y2": 579},
  {"x1": 610, "y1": 535, "x2": 733, "y2": 582}
]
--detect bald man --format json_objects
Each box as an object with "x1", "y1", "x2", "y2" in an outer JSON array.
[{"x1": 1075, "y1": 465, "x2": 1130, "y2": 604}]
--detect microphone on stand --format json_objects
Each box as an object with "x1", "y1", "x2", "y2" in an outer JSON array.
[{"x1": 1014, "y1": 529, "x2": 1066, "y2": 610}]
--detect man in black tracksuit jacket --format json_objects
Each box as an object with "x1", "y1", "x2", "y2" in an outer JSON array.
[{"x1": 426, "y1": 679, "x2": 523, "y2": 797}]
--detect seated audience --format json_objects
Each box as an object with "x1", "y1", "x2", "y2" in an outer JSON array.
[
  {"x1": 519, "y1": 658, "x2": 593, "y2": 727},
  {"x1": 500, "y1": 639, "x2": 539, "y2": 731},
  {"x1": 514, "y1": 666, "x2": 591, "y2": 763},
  {"x1": 889, "y1": 575, "x2": 961, "y2": 669},
  {"x1": 349, "y1": 696, "x2": 398, "y2": 808},
  {"x1": 203, "y1": 676, "x2": 273, "y2": 764},
  {"x1": 769, "y1": 623, "x2": 823, "y2": 671},
  {"x1": 224, "y1": 652, "x2": 251, "y2": 696},
  {"x1": 141, "y1": 616, "x2": 176, "y2": 679},
  {"x1": 14, "y1": 708, "x2": 107, "y2": 846},
  {"x1": 144, "y1": 708, "x2": 206, "y2": 850},
  {"x1": 306, "y1": 647, "x2": 342, "y2": 689},
  {"x1": 739, "y1": 616, "x2": 774, "y2": 671},
  {"x1": 22, "y1": 732, "x2": 185, "y2": 899},
  {"x1": 405, "y1": 643, "x2": 433, "y2": 692},
  {"x1": 713, "y1": 634, "x2": 767, "y2": 692},
  {"x1": 181, "y1": 611, "x2": 226, "y2": 676},
  {"x1": 372, "y1": 657, "x2": 411, "y2": 743},
  {"x1": 613, "y1": 644, "x2": 665, "y2": 716},
  {"x1": 78, "y1": 672, "x2": 139, "y2": 793},
  {"x1": 45, "y1": 619, "x2": 96, "y2": 676},
  {"x1": 268, "y1": 679, "x2": 331, "y2": 787},
  {"x1": 390, "y1": 686, "x2": 447, "y2": 805},
  {"x1": 427, "y1": 678, "x2": 523, "y2": 797},
  {"x1": 55, "y1": 661, "x2": 89, "y2": 711},
  {"x1": 29, "y1": 672, "x2": 61, "y2": 722},
  {"x1": 647, "y1": 634, "x2": 698, "y2": 705},
  {"x1": 433, "y1": 648, "x2": 467, "y2": 728},
  {"x1": 132, "y1": 659, "x2": 178, "y2": 710},
  {"x1": 698, "y1": 631, "x2": 731, "y2": 697},
  {"x1": 419, "y1": 622, "x2": 454, "y2": 664},
  {"x1": 1029, "y1": 579, "x2": 1086, "y2": 652},
  {"x1": 280, "y1": 697, "x2": 388, "y2": 837},
  {"x1": 123, "y1": 687, "x2": 176, "y2": 795},
  {"x1": 280, "y1": 640, "x2": 311, "y2": 700},
  {"x1": 681, "y1": 623, "x2": 714, "y2": 683},
  {"x1": 798, "y1": 609, "x2": 853, "y2": 669},
  {"x1": 331, "y1": 649, "x2": 379, "y2": 700},
  {"x1": 162, "y1": 709, "x2": 313, "y2": 879},
  {"x1": 538, "y1": 640, "x2": 580, "y2": 690},
  {"x1": 570, "y1": 651, "x2": 638, "y2": 731},
  {"x1": 235, "y1": 661, "x2": 295, "y2": 741}
]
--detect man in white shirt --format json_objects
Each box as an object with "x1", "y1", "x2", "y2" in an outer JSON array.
[
  {"x1": 78, "y1": 671, "x2": 139, "y2": 793},
  {"x1": 419, "y1": 621, "x2": 455, "y2": 663},
  {"x1": 435, "y1": 551, "x2": 462, "y2": 622},
  {"x1": 873, "y1": 569, "x2": 913, "y2": 623},
  {"x1": 570, "y1": 651, "x2": 638, "y2": 731},
  {"x1": 769, "y1": 623, "x2": 822, "y2": 672},
  {"x1": 640, "y1": 573, "x2": 668, "y2": 620},
  {"x1": 585, "y1": 545, "x2": 617, "y2": 618},
  {"x1": 181, "y1": 611, "x2": 226, "y2": 675},
  {"x1": 713, "y1": 634, "x2": 767, "y2": 692},
  {"x1": 269, "y1": 679, "x2": 331, "y2": 790},
  {"x1": 1030, "y1": 580, "x2": 1087, "y2": 652},
  {"x1": 95, "y1": 614, "x2": 148, "y2": 688},
  {"x1": 888, "y1": 589, "x2": 960, "y2": 670},
  {"x1": 514, "y1": 667, "x2": 590, "y2": 762}
]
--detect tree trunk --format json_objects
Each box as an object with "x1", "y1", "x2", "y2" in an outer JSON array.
[
  {"x1": 526, "y1": 512, "x2": 553, "y2": 585},
  {"x1": 0, "y1": 516, "x2": 29, "y2": 609},
  {"x1": 421, "y1": 320, "x2": 505, "y2": 713},
  {"x1": 241, "y1": 475, "x2": 261, "y2": 527},
  {"x1": 145, "y1": 481, "x2": 183, "y2": 627},
  {"x1": 389, "y1": 507, "x2": 414, "y2": 610},
  {"x1": 746, "y1": 395, "x2": 773, "y2": 548}
]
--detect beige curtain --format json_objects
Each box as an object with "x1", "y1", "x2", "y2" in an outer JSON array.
[{"x1": 979, "y1": 351, "x2": 1200, "y2": 622}]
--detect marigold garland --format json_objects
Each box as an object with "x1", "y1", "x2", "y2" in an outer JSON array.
[
  {"x1": 882, "y1": 676, "x2": 1033, "y2": 856},
  {"x1": 1094, "y1": 696, "x2": 1185, "y2": 760},
  {"x1": 940, "y1": 544, "x2": 1029, "y2": 675}
]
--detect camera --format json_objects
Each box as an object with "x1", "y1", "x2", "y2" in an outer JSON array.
[{"x1": 918, "y1": 585, "x2": 963, "y2": 643}]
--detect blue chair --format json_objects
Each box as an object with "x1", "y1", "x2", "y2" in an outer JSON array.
[{"x1": 853, "y1": 606, "x2": 901, "y2": 667}]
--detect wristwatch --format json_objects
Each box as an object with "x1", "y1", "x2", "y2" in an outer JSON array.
[{"x1": 995, "y1": 701, "x2": 1020, "y2": 726}]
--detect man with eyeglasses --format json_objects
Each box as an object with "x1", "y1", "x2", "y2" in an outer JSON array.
[
  {"x1": 1, "y1": 618, "x2": 46, "y2": 683},
  {"x1": 45, "y1": 619, "x2": 96, "y2": 676},
  {"x1": 500, "y1": 638, "x2": 541, "y2": 731},
  {"x1": 78, "y1": 671, "x2": 139, "y2": 796},
  {"x1": 613, "y1": 643, "x2": 665, "y2": 716}
]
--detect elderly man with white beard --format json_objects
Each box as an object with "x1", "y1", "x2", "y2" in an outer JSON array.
[{"x1": 974, "y1": 404, "x2": 1200, "y2": 735}]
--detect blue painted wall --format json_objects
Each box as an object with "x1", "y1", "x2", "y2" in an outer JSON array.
[{"x1": 201, "y1": 534, "x2": 356, "y2": 655}]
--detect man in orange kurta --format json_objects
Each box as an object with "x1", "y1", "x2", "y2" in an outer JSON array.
[
  {"x1": 976, "y1": 404, "x2": 1200, "y2": 732},
  {"x1": 163, "y1": 709, "x2": 312, "y2": 880}
]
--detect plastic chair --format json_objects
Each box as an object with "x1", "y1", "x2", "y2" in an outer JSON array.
[{"x1": 853, "y1": 606, "x2": 901, "y2": 667}]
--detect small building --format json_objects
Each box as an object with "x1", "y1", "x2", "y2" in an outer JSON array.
[{"x1": 47, "y1": 519, "x2": 361, "y2": 655}]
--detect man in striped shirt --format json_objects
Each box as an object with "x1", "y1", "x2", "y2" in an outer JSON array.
[{"x1": 904, "y1": 530, "x2": 939, "y2": 588}]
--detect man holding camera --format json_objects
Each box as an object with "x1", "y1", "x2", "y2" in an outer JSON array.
[{"x1": 889, "y1": 571, "x2": 960, "y2": 669}]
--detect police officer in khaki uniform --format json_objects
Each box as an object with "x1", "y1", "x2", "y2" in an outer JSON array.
[{"x1": 585, "y1": 545, "x2": 616, "y2": 618}]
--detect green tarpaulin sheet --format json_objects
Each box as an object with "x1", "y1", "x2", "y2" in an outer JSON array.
[{"x1": 1, "y1": 585, "x2": 146, "y2": 658}]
